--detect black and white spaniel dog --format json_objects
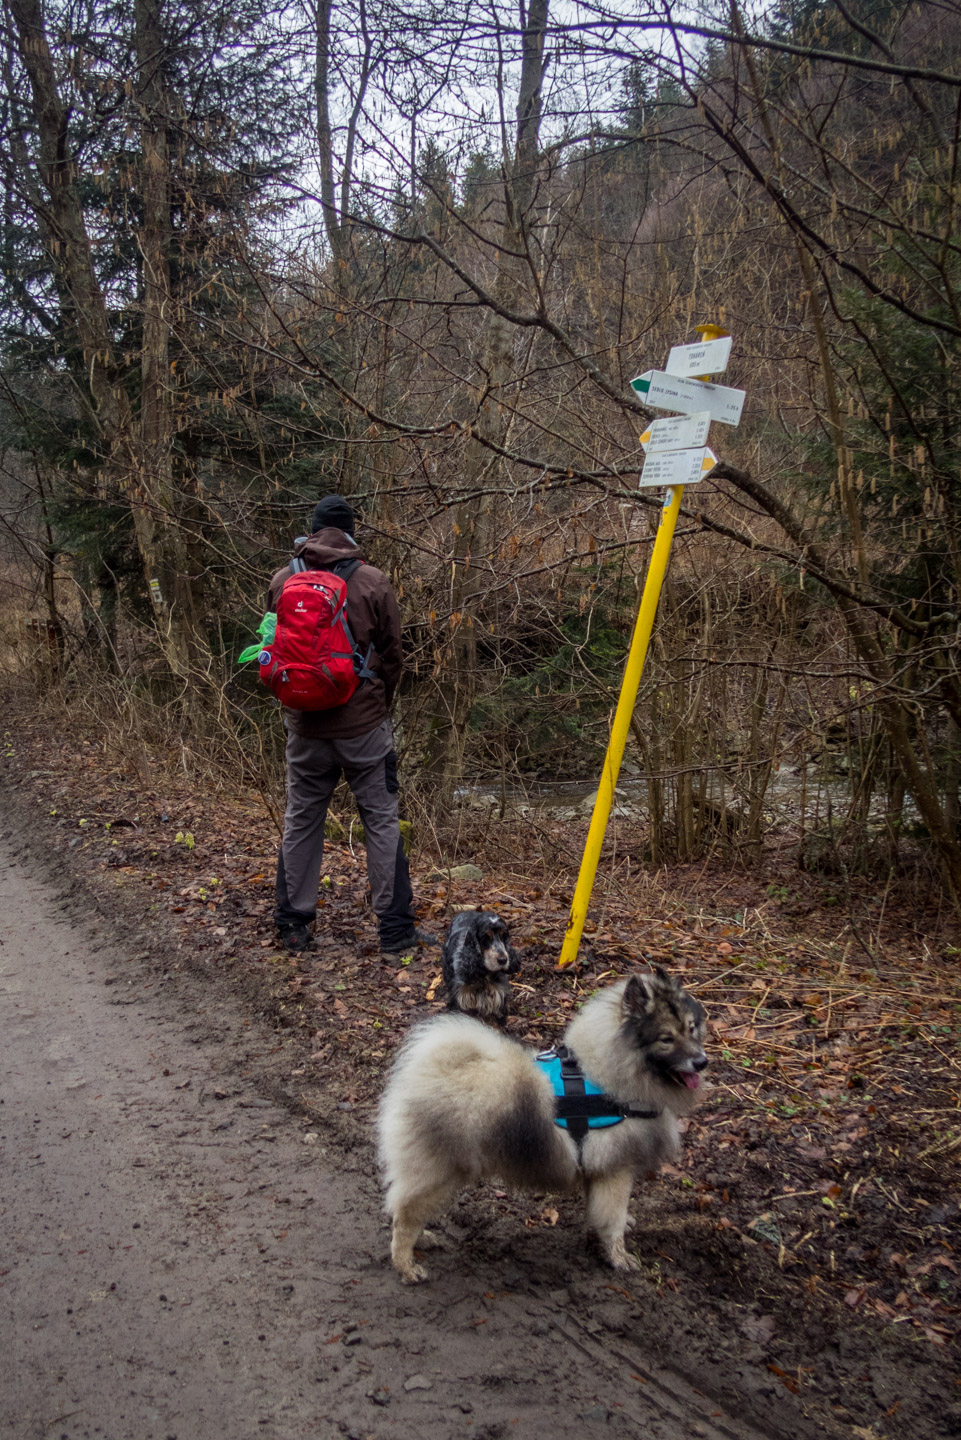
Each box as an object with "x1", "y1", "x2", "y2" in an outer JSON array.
[{"x1": 441, "y1": 910, "x2": 520, "y2": 1023}]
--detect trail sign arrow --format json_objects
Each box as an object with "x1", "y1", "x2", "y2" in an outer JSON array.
[
  {"x1": 664, "y1": 335, "x2": 733, "y2": 379},
  {"x1": 640, "y1": 410, "x2": 712, "y2": 454},
  {"x1": 638, "y1": 447, "x2": 718, "y2": 488},
  {"x1": 630, "y1": 370, "x2": 745, "y2": 426}
]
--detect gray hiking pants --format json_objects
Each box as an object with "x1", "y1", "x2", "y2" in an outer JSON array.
[{"x1": 274, "y1": 719, "x2": 415, "y2": 947}]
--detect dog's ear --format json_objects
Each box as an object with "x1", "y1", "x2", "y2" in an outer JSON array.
[
  {"x1": 623, "y1": 973, "x2": 659, "y2": 1016},
  {"x1": 462, "y1": 920, "x2": 484, "y2": 971},
  {"x1": 653, "y1": 966, "x2": 688, "y2": 1006}
]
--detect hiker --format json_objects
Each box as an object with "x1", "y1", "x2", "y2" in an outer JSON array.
[{"x1": 267, "y1": 495, "x2": 434, "y2": 959}]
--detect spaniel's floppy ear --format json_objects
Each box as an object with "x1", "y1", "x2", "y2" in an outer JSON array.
[{"x1": 460, "y1": 919, "x2": 484, "y2": 971}]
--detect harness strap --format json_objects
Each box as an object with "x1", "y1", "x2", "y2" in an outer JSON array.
[
  {"x1": 558, "y1": 1044, "x2": 589, "y2": 1143},
  {"x1": 555, "y1": 1094, "x2": 642, "y2": 1120},
  {"x1": 540, "y1": 1044, "x2": 660, "y2": 1145}
]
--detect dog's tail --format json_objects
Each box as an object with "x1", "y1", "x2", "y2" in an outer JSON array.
[{"x1": 377, "y1": 1015, "x2": 576, "y2": 1195}]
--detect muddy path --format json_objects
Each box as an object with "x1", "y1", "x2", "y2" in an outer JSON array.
[
  {"x1": 0, "y1": 827, "x2": 779, "y2": 1440},
  {"x1": 0, "y1": 783, "x2": 954, "y2": 1440}
]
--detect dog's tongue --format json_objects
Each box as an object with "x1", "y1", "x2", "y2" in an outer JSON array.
[{"x1": 679, "y1": 1071, "x2": 700, "y2": 1090}]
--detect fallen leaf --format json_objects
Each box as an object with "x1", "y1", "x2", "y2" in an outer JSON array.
[
  {"x1": 767, "y1": 1364, "x2": 799, "y2": 1394},
  {"x1": 747, "y1": 1214, "x2": 782, "y2": 1246}
]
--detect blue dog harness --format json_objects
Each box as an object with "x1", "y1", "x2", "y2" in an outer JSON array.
[{"x1": 535, "y1": 1045, "x2": 659, "y2": 1145}]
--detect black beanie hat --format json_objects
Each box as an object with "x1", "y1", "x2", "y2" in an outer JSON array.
[{"x1": 310, "y1": 495, "x2": 355, "y2": 535}]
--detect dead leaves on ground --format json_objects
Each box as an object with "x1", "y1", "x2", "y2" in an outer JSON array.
[{"x1": 4, "y1": 721, "x2": 960, "y2": 1351}]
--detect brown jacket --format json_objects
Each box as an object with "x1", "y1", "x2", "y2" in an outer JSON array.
[{"x1": 267, "y1": 528, "x2": 402, "y2": 740}]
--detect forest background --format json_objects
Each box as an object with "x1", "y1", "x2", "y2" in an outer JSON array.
[
  {"x1": 2, "y1": 0, "x2": 961, "y2": 908},
  {"x1": 5, "y1": 2, "x2": 961, "y2": 1405}
]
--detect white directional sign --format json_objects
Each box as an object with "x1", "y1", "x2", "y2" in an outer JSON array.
[
  {"x1": 638, "y1": 447, "x2": 718, "y2": 488},
  {"x1": 631, "y1": 370, "x2": 745, "y2": 427},
  {"x1": 664, "y1": 335, "x2": 732, "y2": 379},
  {"x1": 640, "y1": 411, "x2": 712, "y2": 455}
]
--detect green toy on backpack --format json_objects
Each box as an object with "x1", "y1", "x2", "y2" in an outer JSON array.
[{"x1": 237, "y1": 611, "x2": 277, "y2": 666}]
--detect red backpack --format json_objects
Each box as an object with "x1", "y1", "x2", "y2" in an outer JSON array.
[{"x1": 260, "y1": 555, "x2": 375, "y2": 711}]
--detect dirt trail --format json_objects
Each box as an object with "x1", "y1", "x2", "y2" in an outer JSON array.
[{"x1": 0, "y1": 829, "x2": 798, "y2": 1440}]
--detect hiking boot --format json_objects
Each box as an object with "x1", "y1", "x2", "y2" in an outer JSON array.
[
  {"x1": 278, "y1": 922, "x2": 314, "y2": 953},
  {"x1": 380, "y1": 927, "x2": 439, "y2": 957}
]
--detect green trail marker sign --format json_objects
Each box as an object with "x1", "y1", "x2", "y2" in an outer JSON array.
[{"x1": 630, "y1": 370, "x2": 745, "y2": 426}]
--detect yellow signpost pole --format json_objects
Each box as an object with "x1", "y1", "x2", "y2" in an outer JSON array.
[
  {"x1": 557, "y1": 324, "x2": 729, "y2": 971},
  {"x1": 557, "y1": 483, "x2": 684, "y2": 968}
]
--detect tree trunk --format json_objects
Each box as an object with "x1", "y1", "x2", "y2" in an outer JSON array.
[
  {"x1": 838, "y1": 599, "x2": 961, "y2": 902},
  {"x1": 134, "y1": 0, "x2": 199, "y2": 680},
  {"x1": 8, "y1": 0, "x2": 199, "y2": 684},
  {"x1": 34, "y1": 465, "x2": 64, "y2": 672},
  {"x1": 421, "y1": 0, "x2": 549, "y2": 795},
  {"x1": 714, "y1": 456, "x2": 961, "y2": 905}
]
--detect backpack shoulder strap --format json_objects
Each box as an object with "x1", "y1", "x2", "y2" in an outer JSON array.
[
  {"x1": 288, "y1": 554, "x2": 362, "y2": 581},
  {"x1": 328, "y1": 556, "x2": 363, "y2": 582}
]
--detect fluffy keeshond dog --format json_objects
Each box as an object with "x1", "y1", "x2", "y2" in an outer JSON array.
[{"x1": 377, "y1": 968, "x2": 707, "y2": 1283}]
